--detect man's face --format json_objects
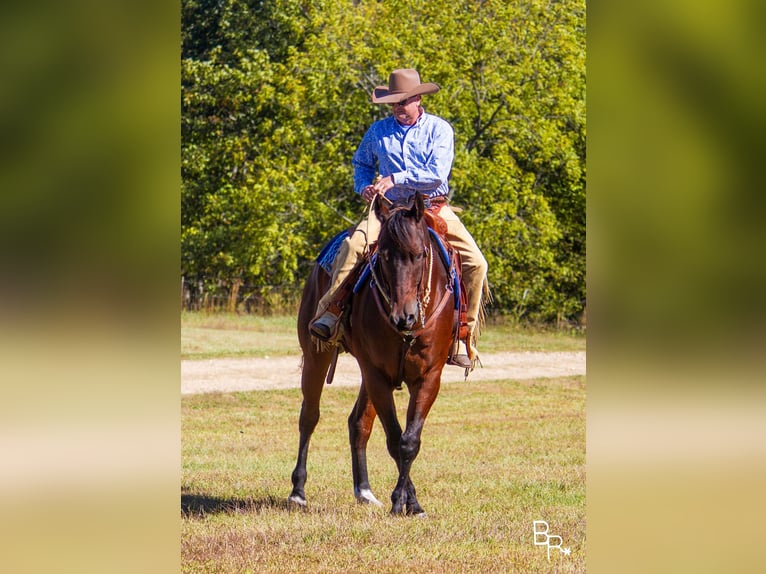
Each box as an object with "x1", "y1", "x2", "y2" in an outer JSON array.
[{"x1": 391, "y1": 95, "x2": 422, "y2": 125}]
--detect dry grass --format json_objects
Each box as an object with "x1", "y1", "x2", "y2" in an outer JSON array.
[
  {"x1": 181, "y1": 311, "x2": 586, "y2": 359},
  {"x1": 181, "y1": 313, "x2": 298, "y2": 359},
  {"x1": 181, "y1": 376, "x2": 585, "y2": 573}
]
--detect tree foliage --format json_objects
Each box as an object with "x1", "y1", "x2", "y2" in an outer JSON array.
[{"x1": 182, "y1": 0, "x2": 585, "y2": 322}]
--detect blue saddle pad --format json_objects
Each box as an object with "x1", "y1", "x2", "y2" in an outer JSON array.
[{"x1": 316, "y1": 229, "x2": 350, "y2": 274}]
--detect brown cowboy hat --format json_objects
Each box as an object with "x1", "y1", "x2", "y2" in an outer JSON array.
[{"x1": 371, "y1": 68, "x2": 440, "y2": 104}]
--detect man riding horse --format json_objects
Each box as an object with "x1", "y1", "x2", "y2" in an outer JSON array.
[{"x1": 310, "y1": 68, "x2": 489, "y2": 369}]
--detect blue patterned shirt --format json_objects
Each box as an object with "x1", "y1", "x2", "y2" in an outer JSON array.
[{"x1": 352, "y1": 110, "x2": 454, "y2": 201}]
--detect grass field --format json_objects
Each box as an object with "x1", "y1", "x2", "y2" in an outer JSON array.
[
  {"x1": 181, "y1": 312, "x2": 586, "y2": 359},
  {"x1": 181, "y1": 313, "x2": 586, "y2": 572}
]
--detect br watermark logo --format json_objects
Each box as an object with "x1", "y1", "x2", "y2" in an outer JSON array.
[{"x1": 533, "y1": 520, "x2": 571, "y2": 561}]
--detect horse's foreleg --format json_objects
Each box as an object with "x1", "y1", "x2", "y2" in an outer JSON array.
[
  {"x1": 348, "y1": 384, "x2": 383, "y2": 507},
  {"x1": 390, "y1": 418, "x2": 426, "y2": 516},
  {"x1": 391, "y1": 376, "x2": 441, "y2": 517},
  {"x1": 288, "y1": 354, "x2": 330, "y2": 507}
]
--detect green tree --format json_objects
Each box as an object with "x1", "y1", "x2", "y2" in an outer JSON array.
[{"x1": 181, "y1": 0, "x2": 586, "y2": 322}]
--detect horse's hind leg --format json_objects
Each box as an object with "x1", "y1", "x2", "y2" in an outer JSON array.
[
  {"x1": 359, "y1": 372, "x2": 414, "y2": 514},
  {"x1": 348, "y1": 383, "x2": 383, "y2": 507},
  {"x1": 288, "y1": 350, "x2": 332, "y2": 507}
]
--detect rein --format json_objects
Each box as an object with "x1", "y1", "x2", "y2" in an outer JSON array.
[
  {"x1": 365, "y1": 193, "x2": 454, "y2": 389},
  {"x1": 369, "y1": 242, "x2": 453, "y2": 390},
  {"x1": 370, "y1": 242, "x2": 434, "y2": 327}
]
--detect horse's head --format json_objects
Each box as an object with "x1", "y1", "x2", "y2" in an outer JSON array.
[{"x1": 374, "y1": 193, "x2": 429, "y2": 333}]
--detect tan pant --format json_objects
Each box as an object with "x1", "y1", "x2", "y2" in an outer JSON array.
[{"x1": 315, "y1": 205, "x2": 488, "y2": 344}]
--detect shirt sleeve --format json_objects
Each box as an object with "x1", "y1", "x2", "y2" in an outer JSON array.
[{"x1": 352, "y1": 127, "x2": 377, "y2": 196}]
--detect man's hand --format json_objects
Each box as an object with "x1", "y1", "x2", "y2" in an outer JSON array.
[
  {"x1": 361, "y1": 185, "x2": 378, "y2": 202},
  {"x1": 362, "y1": 175, "x2": 395, "y2": 202}
]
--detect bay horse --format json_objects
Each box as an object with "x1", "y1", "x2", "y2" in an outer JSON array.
[{"x1": 288, "y1": 193, "x2": 457, "y2": 516}]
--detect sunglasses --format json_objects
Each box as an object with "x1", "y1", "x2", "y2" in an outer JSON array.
[{"x1": 393, "y1": 96, "x2": 418, "y2": 106}]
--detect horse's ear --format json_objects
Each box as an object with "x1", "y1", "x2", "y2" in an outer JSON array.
[
  {"x1": 374, "y1": 194, "x2": 390, "y2": 223},
  {"x1": 412, "y1": 193, "x2": 425, "y2": 222}
]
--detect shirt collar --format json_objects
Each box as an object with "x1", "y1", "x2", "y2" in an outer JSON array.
[{"x1": 393, "y1": 108, "x2": 427, "y2": 129}]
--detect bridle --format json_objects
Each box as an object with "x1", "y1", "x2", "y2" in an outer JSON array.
[
  {"x1": 369, "y1": 239, "x2": 433, "y2": 335},
  {"x1": 368, "y1": 227, "x2": 454, "y2": 390},
  {"x1": 369, "y1": 214, "x2": 453, "y2": 337},
  {"x1": 365, "y1": 198, "x2": 456, "y2": 390}
]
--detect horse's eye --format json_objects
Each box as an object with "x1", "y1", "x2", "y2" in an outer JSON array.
[{"x1": 379, "y1": 250, "x2": 389, "y2": 262}]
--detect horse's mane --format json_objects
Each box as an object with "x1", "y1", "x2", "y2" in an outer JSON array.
[{"x1": 381, "y1": 205, "x2": 426, "y2": 256}]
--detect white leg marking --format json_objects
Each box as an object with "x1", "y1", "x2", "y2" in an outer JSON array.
[{"x1": 354, "y1": 488, "x2": 384, "y2": 507}]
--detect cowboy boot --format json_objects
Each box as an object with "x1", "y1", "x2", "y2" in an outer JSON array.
[
  {"x1": 447, "y1": 301, "x2": 473, "y2": 368},
  {"x1": 310, "y1": 258, "x2": 368, "y2": 342},
  {"x1": 448, "y1": 353, "x2": 473, "y2": 369},
  {"x1": 447, "y1": 338, "x2": 473, "y2": 369},
  {"x1": 309, "y1": 311, "x2": 339, "y2": 341},
  {"x1": 447, "y1": 328, "x2": 480, "y2": 370}
]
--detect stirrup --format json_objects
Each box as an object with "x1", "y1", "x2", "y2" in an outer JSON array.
[{"x1": 447, "y1": 354, "x2": 473, "y2": 369}]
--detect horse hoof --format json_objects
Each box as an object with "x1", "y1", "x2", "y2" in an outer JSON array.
[
  {"x1": 287, "y1": 494, "x2": 307, "y2": 508},
  {"x1": 354, "y1": 488, "x2": 384, "y2": 507}
]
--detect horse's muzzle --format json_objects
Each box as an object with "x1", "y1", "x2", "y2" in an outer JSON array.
[{"x1": 390, "y1": 310, "x2": 418, "y2": 332}]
